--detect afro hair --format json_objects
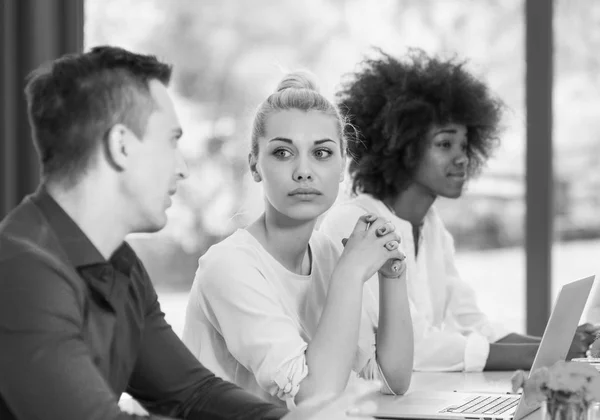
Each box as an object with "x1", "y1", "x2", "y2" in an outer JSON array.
[{"x1": 337, "y1": 48, "x2": 505, "y2": 200}]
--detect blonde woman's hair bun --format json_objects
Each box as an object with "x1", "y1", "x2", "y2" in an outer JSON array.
[
  {"x1": 250, "y1": 68, "x2": 347, "y2": 159},
  {"x1": 275, "y1": 70, "x2": 319, "y2": 93}
]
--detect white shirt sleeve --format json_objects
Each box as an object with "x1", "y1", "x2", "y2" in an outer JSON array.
[
  {"x1": 439, "y1": 228, "x2": 510, "y2": 370},
  {"x1": 410, "y1": 305, "x2": 490, "y2": 372},
  {"x1": 194, "y1": 252, "x2": 309, "y2": 404},
  {"x1": 405, "y1": 223, "x2": 493, "y2": 372}
]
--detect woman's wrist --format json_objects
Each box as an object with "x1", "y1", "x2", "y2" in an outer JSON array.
[
  {"x1": 378, "y1": 271, "x2": 407, "y2": 282},
  {"x1": 332, "y1": 257, "x2": 370, "y2": 284}
]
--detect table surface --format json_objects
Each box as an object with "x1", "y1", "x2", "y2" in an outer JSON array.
[
  {"x1": 120, "y1": 371, "x2": 536, "y2": 418},
  {"x1": 364, "y1": 371, "x2": 540, "y2": 420}
]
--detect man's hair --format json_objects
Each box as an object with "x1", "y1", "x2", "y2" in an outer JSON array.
[
  {"x1": 337, "y1": 48, "x2": 505, "y2": 201},
  {"x1": 25, "y1": 45, "x2": 173, "y2": 182}
]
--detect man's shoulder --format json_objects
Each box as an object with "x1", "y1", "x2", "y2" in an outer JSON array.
[
  {"x1": 2, "y1": 197, "x2": 47, "y2": 246},
  {"x1": 0, "y1": 198, "x2": 74, "y2": 279}
]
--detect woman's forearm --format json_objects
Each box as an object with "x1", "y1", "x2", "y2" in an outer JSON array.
[
  {"x1": 295, "y1": 263, "x2": 364, "y2": 403},
  {"x1": 376, "y1": 274, "x2": 413, "y2": 394}
]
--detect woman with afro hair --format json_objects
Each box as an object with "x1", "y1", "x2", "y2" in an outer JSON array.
[{"x1": 319, "y1": 49, "x2": 597, "y2": 371}]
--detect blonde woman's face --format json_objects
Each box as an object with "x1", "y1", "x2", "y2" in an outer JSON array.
[{"x1": 252, "y1": 109, "x2": 345, "y2": 222}]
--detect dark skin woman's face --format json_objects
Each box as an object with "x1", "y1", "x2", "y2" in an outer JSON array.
[{"x1": 411, "y1": 123, "x2": 469, "y2": 199}]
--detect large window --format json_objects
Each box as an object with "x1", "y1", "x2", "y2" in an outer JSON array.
[
  {"x1": 553, "y1": 0, "x2": 600, "y2": 321},
  {"x1": 85, "y1": 0, "x2": 527, "y2": 336}
]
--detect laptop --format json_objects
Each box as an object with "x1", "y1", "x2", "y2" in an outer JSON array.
[{"x1": 364, "y1": 275, "x2": 596, "y2": 420}]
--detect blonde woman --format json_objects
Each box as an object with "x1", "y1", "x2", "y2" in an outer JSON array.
[{"x1": 183, "y1": 72, "x2": 413, "y2": 407}]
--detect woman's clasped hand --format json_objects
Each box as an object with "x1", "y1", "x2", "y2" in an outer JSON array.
[{"x1": 340, "y1": 213, "x2": 406, "y2": 280}]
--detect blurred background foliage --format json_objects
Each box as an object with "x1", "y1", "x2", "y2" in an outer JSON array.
[{"x1": 85, "y1": 0, "x2": 600, "y2": 292}]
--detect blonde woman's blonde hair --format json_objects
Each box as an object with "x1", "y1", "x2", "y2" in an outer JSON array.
[{"x1": 250, "y1": 70, "x2": 349, "y2": 157}]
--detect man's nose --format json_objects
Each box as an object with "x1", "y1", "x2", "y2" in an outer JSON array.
[{"x1": 176, "y1": 151, "x2": 190, "y2": 180}]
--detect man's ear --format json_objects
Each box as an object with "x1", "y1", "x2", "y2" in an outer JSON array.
[
  {"x1": 105, "y1": 124, "x2": 133, "y2": 170},
  {"x1": 248, "y1": 153, "x2": 262, "y2": 182}
]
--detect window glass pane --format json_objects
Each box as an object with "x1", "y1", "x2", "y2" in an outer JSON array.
[
  {"x1": 85, "y1": 0, "x2": 526, "y2": 336},
  {"x1": 553, "y1": 0, "x2": 600, "y2": 322}
]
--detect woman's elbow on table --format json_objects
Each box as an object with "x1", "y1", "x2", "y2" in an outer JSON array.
[{"x1": 386, "y1": 372, "x2": 412, "y2": 396}]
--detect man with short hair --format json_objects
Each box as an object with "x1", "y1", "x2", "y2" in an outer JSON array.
[{"x1": 0, "y1": 45, "x2": 290, "y2": 420}]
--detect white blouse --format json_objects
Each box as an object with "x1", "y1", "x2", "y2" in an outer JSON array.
[
  {"x1": 318, "y1": 194, "x2": 509, "y2": 372},
  {"x1": 182, "y1": 228, "x2": 394, "y2": 407}
]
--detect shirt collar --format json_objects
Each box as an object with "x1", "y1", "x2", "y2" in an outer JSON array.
[
  {"x1": 31, "y1": 185, "x2": 134, "y2": 272},
  {"x1": 109, "y1": 242, "x2": 138, "y2": 277}
]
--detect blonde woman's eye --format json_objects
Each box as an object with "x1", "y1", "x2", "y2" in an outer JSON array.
[
  {"x1": 314, "y1": 148, "x2": 333, "y2": 159},
  {"x1": 273, "y1": 149, "x2": 292, "y2": 159}
]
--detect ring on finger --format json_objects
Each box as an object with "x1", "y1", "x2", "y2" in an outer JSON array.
[
  {"x1": 376, "y1": 222, "x2": 392, "y2": 237},
  {"x1": 384, "y1": 240, "x2": 399, "y2": 251}
]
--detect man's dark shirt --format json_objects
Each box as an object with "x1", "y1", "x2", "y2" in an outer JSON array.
[{"x1": 0, "y1": 187, "x2": 288, "y2": 420}]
